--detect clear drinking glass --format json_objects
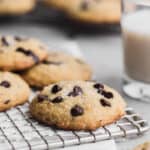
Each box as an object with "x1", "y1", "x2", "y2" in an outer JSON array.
[{"x1": 121, "y1": 0, "x2": 150, "y2": 101}]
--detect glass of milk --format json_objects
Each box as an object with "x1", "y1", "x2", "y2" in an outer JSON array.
[{"x1": 122, "y1": 0, "x2": 150, "y2": 101}]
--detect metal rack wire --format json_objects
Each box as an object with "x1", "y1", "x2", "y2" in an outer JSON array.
[{"x1": 0, "y1": 102, "x2": 149, "y2": 150}]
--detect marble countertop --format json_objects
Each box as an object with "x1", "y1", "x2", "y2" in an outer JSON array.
[{"x1": 0, "y1": 8, "x2": 149, "y2": 149}]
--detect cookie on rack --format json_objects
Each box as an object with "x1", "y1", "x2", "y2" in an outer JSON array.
[
  {"x1": 0, "y1": 35, "x2": 48, "y2": 71},
  {"x1": 30, "y1": 81, "x2": 126, "y2": 130},
  {"x1": 0, "y1": 0, "x2": 35, "y2": 15},
  {"x1": 44, "y1": 0, "x2": 121, "y2": 24},
  {"x1": 134, "y1": 142, "x2": 150, "y2": 150},
  {"x1": 0, "y1": 72, "x2": 30, "y2": 111},
  {"x1": 21, "y1": 51, "x2": 92, "y2": 88}
]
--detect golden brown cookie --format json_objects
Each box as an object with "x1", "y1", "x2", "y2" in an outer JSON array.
[
  {"x1": 0, "y1": 0, "x2": 35, "y2": 15},
  {"x1": 30, "y1": 81, "x2": 126, "y2": 130},
  {"x1": 0, "y1": 36, "x2": 48, "y2": 71},
  {"x1": 44, "y1": 0, "x2": 121, "y2": 24},
  {"x1": 0, "y1": 72, "x2": 30, "y2": 111},
  {"x1": 21, "y1": 51, "x2": 92, "y2": 88}
]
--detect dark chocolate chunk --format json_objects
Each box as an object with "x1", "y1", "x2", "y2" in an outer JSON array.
[
  {"x1": 52, "y1": 96, "x2": 63, "y2": 103},
  {"x1": 4, "y1": 100, "x2": 10, "y2": 104},
  {"x1": 16, "y1": 47, "x2": 39, "y2": 64},
  {"x1": 81, "y1": 0, "x2": 89, "y2": 10},
  {"x1": 101, "y1": 91, "x2": 113, "y2": 99},
  {"x1": 37, "y1": 95, "x2": 48, "y2": 102},
  {"x1": 100, "y1": 99, "x2": 111, "y2": 107},
  {"x1": 51, "y1": 85, "x2": 62, "y2": 94},
  {"x1": 1, "y1": 37, "x2": 9, "y2": 46},
  {"x1": 0, "y1": 81, "x2": 11, "y2": 88},
  {"x1": 43, "y1": 60, "x2": 62, "y2": 65},
  {"x1": 71, "y1": 105, "x2": 84, "y2": 116},
  {"x1": 93, "y1": 83, "x2": 104, "y2": 90},
  {"x1": 68, "y1": 86, "x2": 83, "y2": 97}
]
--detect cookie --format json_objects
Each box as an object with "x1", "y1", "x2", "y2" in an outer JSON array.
[
  {"x1": 0, "y1": 36, "x2": 48, "y2": 71},
  {"x1": 44, "y1": 0, "x2": 121, "y2": 24},
  {"x1": 30, "y1": 81, "x2": 126, "y2": 130},
  {"x1": 0, "y1": 72, "x2": 30, "y2": 111},
  {"x1": 0, "y1": 0, "x2": 35, "y2": 15},
  {"x1": 134, "y1": 142, "x2": 150, "y2": 150},
  {"x1": 44, "y1": 0, "x2": 68, "y2": 10},
  {"x1": 21, "y1": 51, "x2": 92, "y2": 88}
]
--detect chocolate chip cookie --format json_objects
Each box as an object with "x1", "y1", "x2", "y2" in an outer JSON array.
[
  {"x1": 30, "y1": 81, "x2": 126, "y2": 130},
  {"x1": 0, "y1": 72, "x2": 30, "y2": 111},
  {"x1": 45, "y1": 0, "x2": 121, "y2": 24},
  {"x1": 0, "y1": 0, "x2": 35, "y2": 15},
  {"x1": 21, "y1": 52, "x2": 92, "y2": 88},
  {"x1": 0, "y1": 36, "x2": 48, "y2": 71},
  {"x1": 134, "y1": 142, "x2": 150, "y2": 150}
]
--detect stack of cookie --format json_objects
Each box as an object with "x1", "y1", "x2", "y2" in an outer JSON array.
[
  {"x1": 0, "y1": 35, "x2": 48, "y2": 111},
  {"x1": 44, "y1": 0, "x2": 121, "y2": 24},
  {"x1": 0, "y1": 35, "x2": 126, "y2": 131}
]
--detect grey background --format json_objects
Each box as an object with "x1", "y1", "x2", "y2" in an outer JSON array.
[{"x1": 0, "y1": 5, "x2": 149, "y2": 150}]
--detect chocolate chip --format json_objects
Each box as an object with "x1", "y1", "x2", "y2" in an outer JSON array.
[
  {"x1": 4, "y1": 100, "x2": 10, "y2": 104},
  {"x1": 37, "y1": 95, "x2": 48, "y2": 102},
  {"x1": 93, "y1": 83, "x2": 104, "y2": 90},
  {"x1": 16, "y1": 47, "x2": 39, "y2": 64},
  {"x1": 52, "y1": 96, "x2": 63, "y2": 103},
  {"x1": 100, "y1": 99, "x2": 111, "y2": 107},
  {"x1": 51, "y1": 85, "x2": 62, "y2": 94},
  {"x1": 1, "y1": 37, "x2": 9, "y2": 46},
  {"x1": 68, "y1": 86, "x2": 83, "y2": 97},
  {"x1": 101, "y1": 91, "x2": 113, "y2": 99},
  {"x1": 43, "y1": 60, "x2": 62, "y2": 65},
  {"x1": 0, "y1": 81, "x2": 11, "y2": 88},
  {"x1": 71, "y1": 105, "x2": 84, "y2": 116},
  {"x1": 81, "y1": 0, "x2": 89, "y2": 10},
  {"x1": 14, "y1": 36, "x2": 24, "y2": 42}
]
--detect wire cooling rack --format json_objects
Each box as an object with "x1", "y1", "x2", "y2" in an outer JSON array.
[{"x1": 0, "y1": 102, "x2": 149, "y2": 150}]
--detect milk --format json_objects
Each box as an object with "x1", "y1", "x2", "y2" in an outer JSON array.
[{"x1": 122, "y1": 10, "x2": 150, "y2": 83}]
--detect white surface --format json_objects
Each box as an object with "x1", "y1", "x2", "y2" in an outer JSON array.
[
  {"x1": 59, "y1": 140, "x2": 117, "y2": 150},
  {"x1": 49, "y1": 41, "x2": 84, "y2": 59},
  {"x1": 0, "y1": 23, "x2": 149, "y2": 150}
]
